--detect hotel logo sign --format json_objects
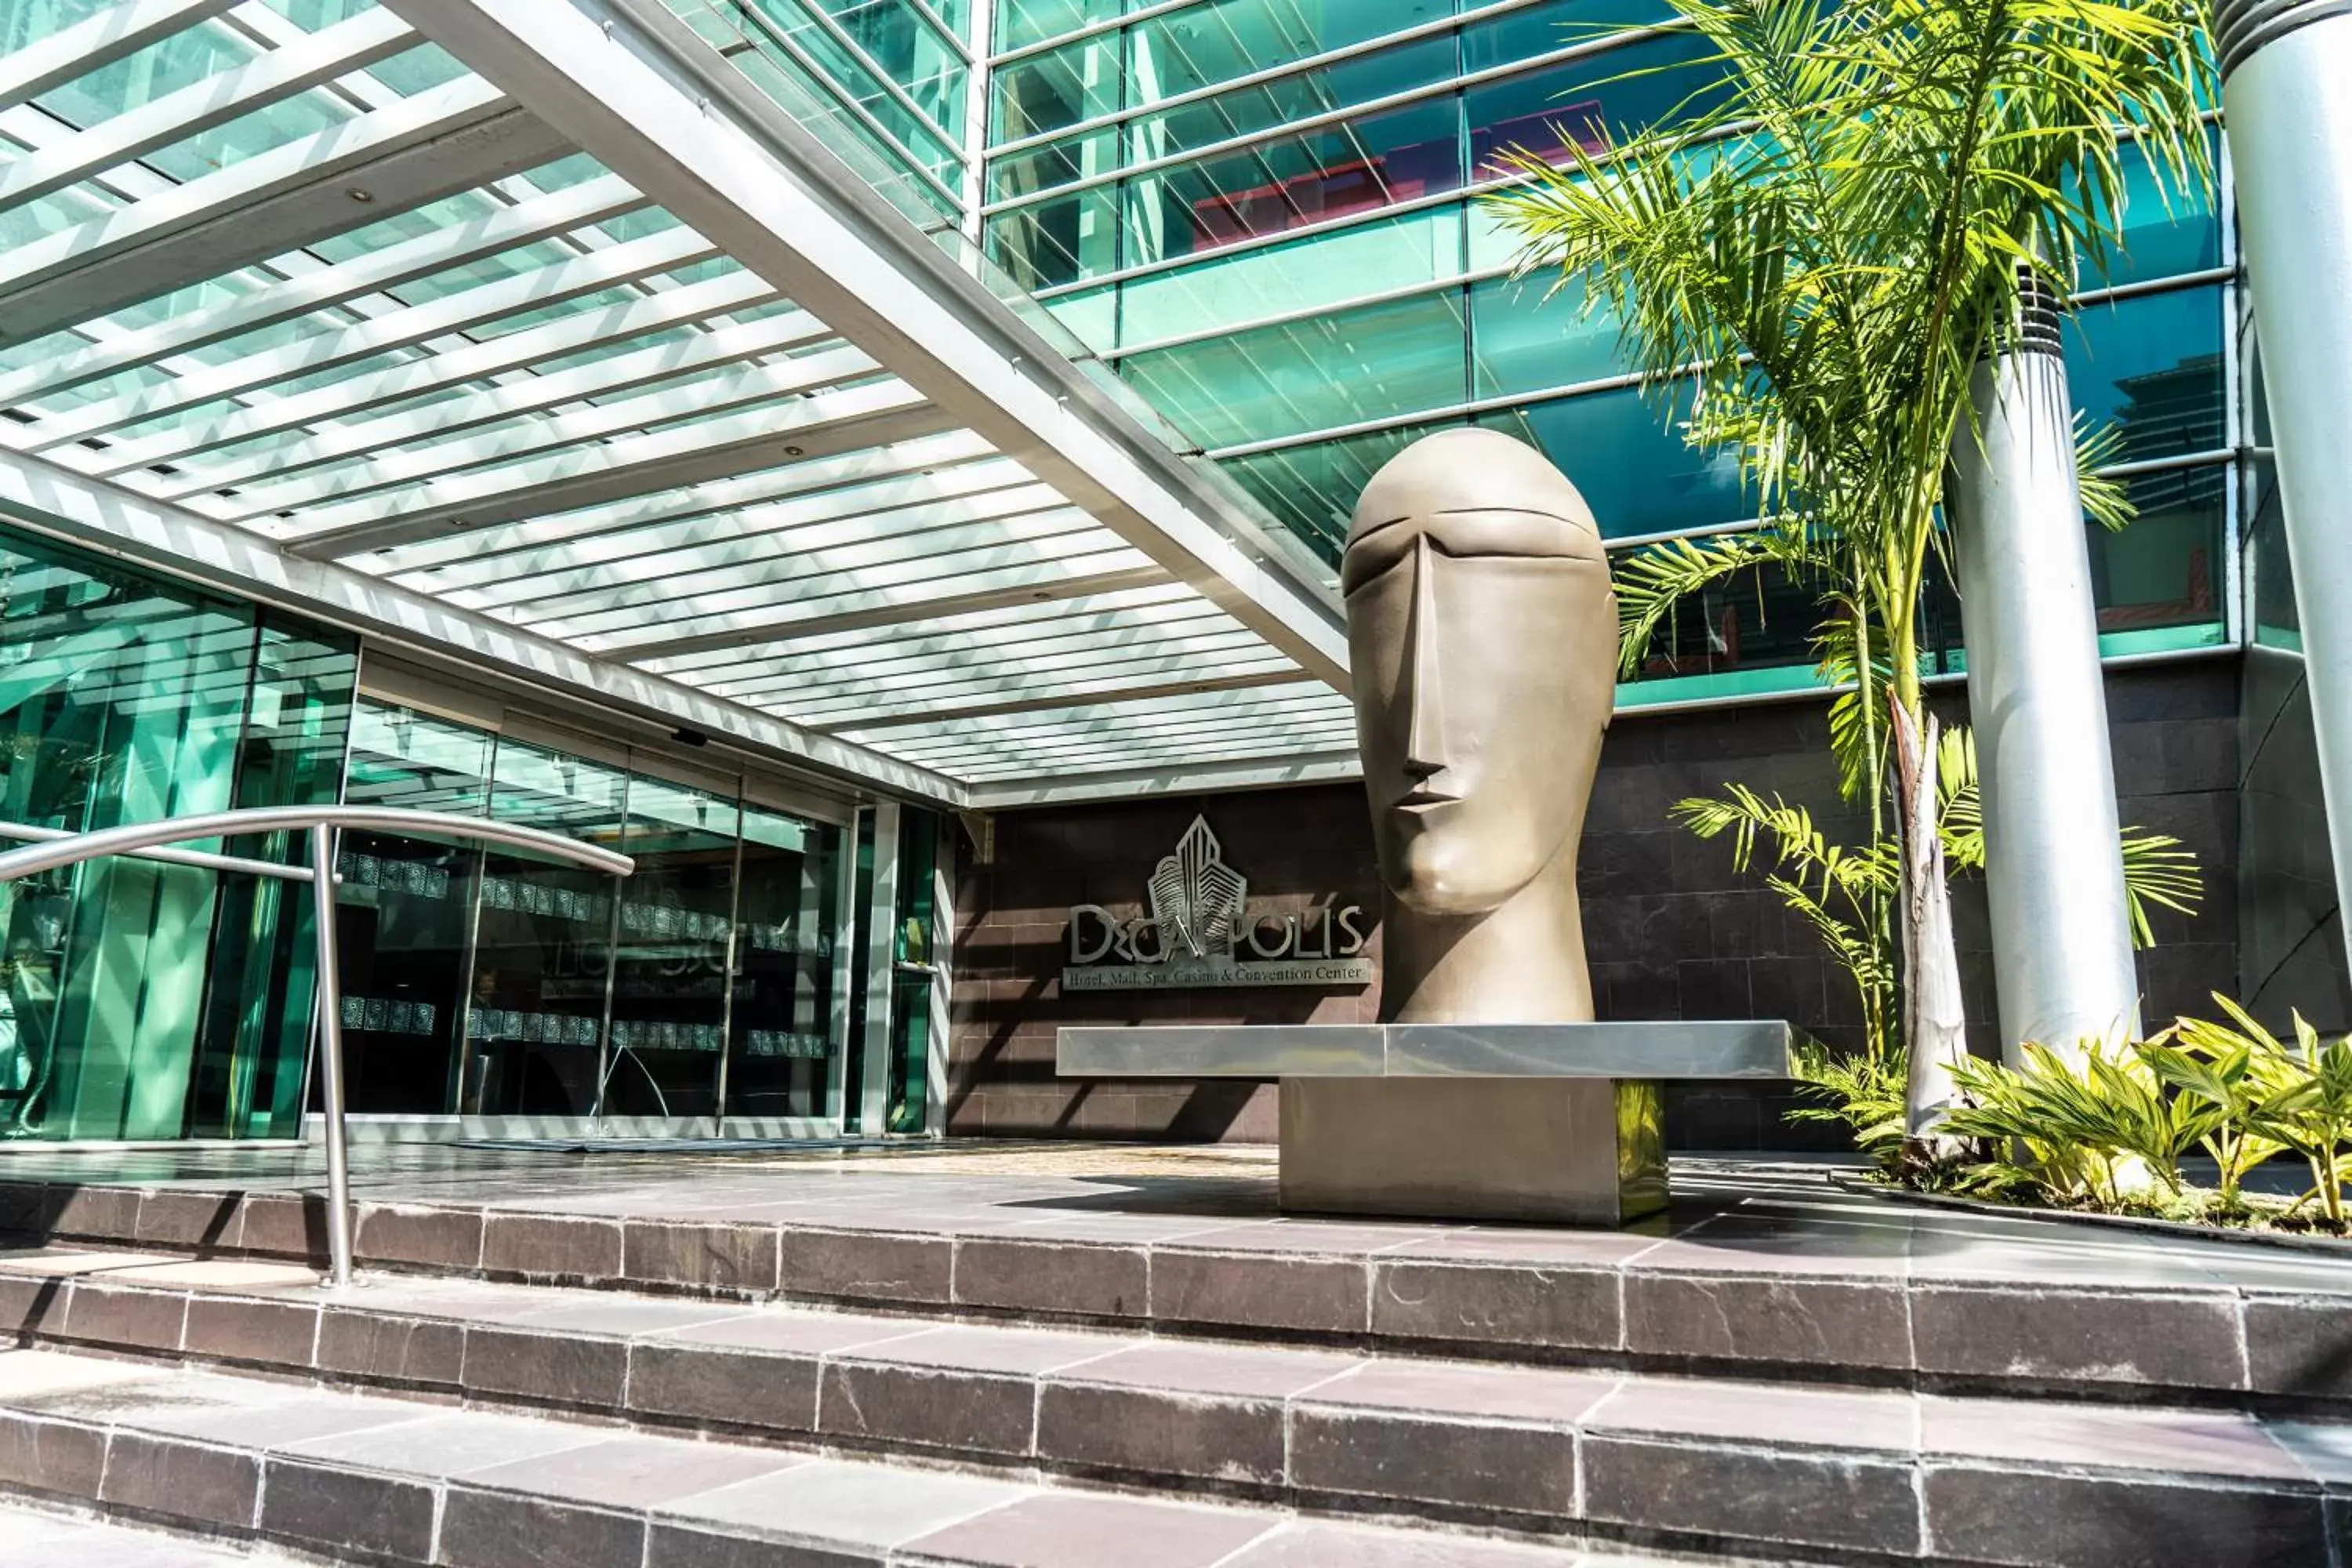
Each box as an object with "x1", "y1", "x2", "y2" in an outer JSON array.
[{"x1": 1063, "y1": 817, "x2": 1371, "y2": 991}]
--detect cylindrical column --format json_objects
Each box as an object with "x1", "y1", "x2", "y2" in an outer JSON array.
[
  {"x1": 1947, "y1": 274, "x2": 2143, "y2": 1059},
  {"x1": 2222, "y1": 0, "x2": 2352, "y2": 982},
  {"x1": 309, "y1": 822, "x2": 355, "y2": 1290}
]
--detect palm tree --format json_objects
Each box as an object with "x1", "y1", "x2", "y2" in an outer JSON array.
[{"x1": 1485, "y1": 0, "x2": 2213, "y2": 1137}]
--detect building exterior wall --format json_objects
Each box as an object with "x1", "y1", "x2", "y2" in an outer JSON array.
[
  {"x1": 949, "y1": 662, "x2": 2245, "y2": 1147},
  {"x1": 979, "y1": 2, "x2": 2237, "y2": 717}
]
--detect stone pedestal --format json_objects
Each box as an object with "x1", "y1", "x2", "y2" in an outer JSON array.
[{"x1": 1278, "y1": 1077, "x2": 1666, "y2": 1225}]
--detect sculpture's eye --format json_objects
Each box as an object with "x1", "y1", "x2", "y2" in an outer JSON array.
[{"x1": 1341, "y1": 516, "x2": 1419, "y2": 595}]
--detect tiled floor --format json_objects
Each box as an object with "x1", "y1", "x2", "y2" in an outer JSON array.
[{"x1": 0, "y1": 1142, "x2": 2339, "y2": 1298}]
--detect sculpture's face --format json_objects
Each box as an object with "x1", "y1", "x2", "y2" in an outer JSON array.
[{"x1": 1344, "y1": 431, "x2": 1617, "y2": 916}]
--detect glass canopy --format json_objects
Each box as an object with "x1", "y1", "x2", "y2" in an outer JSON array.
[{"x1": 0, "y1": 0, "x2": 1356, "y2": 803}]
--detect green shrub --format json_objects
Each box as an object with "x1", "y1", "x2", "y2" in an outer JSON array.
[{"x1": 1791, "y1": 993, "x2": 2352, "y2": 1231}]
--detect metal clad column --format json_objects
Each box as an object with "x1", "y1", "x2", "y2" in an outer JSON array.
[
  {"x1": 1947, "y1": 274, "x2": 2143, "y2": 1058},
  {"x1": 2223, "y1": 0, "x2": 2352, "y2": 978}
]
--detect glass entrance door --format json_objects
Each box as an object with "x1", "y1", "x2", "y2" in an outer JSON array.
[{"x1": 333, "y1": 695, "x2": 862, "y2": 1137}]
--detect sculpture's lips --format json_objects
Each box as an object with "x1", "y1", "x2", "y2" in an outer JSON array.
[{"x1": 1393, "y1": 785, "x2": 1461, "y2": 810}]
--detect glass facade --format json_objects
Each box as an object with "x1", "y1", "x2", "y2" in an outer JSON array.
[
  {"x1": 0, "y1": 525, "x2": 354, "y2": 1142},
  {"x1": 336, "y1": 701, "x2": 850, "y2": 1126},
  {"x1": 982, "y1": 1, "x2": 2243, "y2": 699},
  {"x1": 666, "y1": 0, "x2": 982, "y2": 234}
]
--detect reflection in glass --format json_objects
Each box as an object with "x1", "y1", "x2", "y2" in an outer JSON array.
[
  {"x1": 2086, "y1": 465, "x2": 2225, "y2": 633},
  {"x1": 1127, "y1": 96, "x2": 1461, "y2": 265},
  {"x1": 466, "y1": 740, "x2": 627, "y2": 1119},
  {"x1": 2063, "y1": 286, "x2": 2225, "y2": 459},
  {"x1": 0, "y1": 528, "x2": 354, "y2": 1142},
  {"x1": 332, "y1": 703, "x2": 492, "y2": 1116},
  {"x1": 606, "y1": 777, "x2": 739, "y2": 1119},
  {"x1": 1612, "y1": 548, "x2": 1821, "y2": 683},
  {"x1": 1479, "y1": 385, "x2": 1751, "y2": 541},
  {"x1": 886, "y1": 810, "x2": 942, "y2": 1134},
  {"x1": 725, "y1": 804, "x2": 846, "y2": 1121},
  {"x1": 1119, "y1": 289, "x2": 1468, "y2": 448}
]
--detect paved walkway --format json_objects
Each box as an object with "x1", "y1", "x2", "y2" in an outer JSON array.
[{"x1": 0, "y1": 1142, "x2": 2339, "y2": 1299}]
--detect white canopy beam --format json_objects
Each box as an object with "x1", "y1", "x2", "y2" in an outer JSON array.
[
  {"x1": 376, "y1": 0, "x2": 1352, "y2": 694},
  {"x1": 0, "y1": 0, "x2": 238, "y2": 114},
  {"x1": 274, "y1": 387, "x2": 957, "y2": 554},
  {"x1": 0, "y1": 9, "x2": 419, "y2": 213},
  {"x1": 0, "y1": 77, "x2": 569, "y2": 343},
  {"x1": 29, "y1": 221, "x2": 722, "y2": 454},
  {"x1": 619, "y1": 561, "x2": 1173, "y2": 659},
  {"x1": 0, "y1": 172, "x2": 645, "y2": 409}
]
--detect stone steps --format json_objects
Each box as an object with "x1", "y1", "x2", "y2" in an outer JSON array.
[
  {"x1": 4, "y1": 1173, "x2": 2346, "y2": 1416},
  {"x1": 0, "y1": 1242, "x2": 2341, "y2": 1565},
  {"x1": 0, "y1": 1345, "x2": 1721, "y2": 1568},
  {"x1": 0, "y1": 1498, "x2": 333, "y2": 1566}
]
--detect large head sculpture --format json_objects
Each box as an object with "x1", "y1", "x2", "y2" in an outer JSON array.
[{"x1": 1343, "y1": 427, "x2": 1618, "y2": 1022}]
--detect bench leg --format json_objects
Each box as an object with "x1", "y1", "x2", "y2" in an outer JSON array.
[{"x1": 1277, "y1": 1077, "x2": 1667, "y2": 1225}]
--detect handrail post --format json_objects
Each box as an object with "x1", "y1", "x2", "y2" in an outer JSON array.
[{"x1": 309, "y1": 822, "x2": 355, "y2": 1290}]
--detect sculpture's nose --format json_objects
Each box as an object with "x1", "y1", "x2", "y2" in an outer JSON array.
[{"x1": 1401, "y1": 535, "x2": 1449, "y2": 778}]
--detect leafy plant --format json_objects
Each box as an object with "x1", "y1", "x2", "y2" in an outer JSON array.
[
  {"x1": 2140, "y1": 1004, "x2": 2288, "y2": 1208},
  {"x1": 1860, "y1": 996, "x2": 2352, "y2": 1232},
  {"x1": 2162, "y1": 996, "x2": 2352, "y2": 1226},
  {"x1": 1944, "y1": 1041, "x2": 2222, "y2": 1204},
  {"x1": 1486, "y1": 0, "x2": 2216, "y2": 1131}
]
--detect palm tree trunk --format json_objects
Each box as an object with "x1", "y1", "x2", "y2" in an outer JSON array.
[{"x1": 1891, "y1": 692, "x2": 1969, "y2": 1151}]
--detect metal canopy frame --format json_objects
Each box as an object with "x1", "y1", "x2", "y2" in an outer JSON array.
[{"x1": 0, "y1": 0, "x2": 1360, "y2": 805}]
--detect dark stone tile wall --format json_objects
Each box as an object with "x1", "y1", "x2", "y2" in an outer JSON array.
[
  {"x1": 949, "y1": 661, "x2": 2244, "y2": 1149},
  {"x1": 2238, "y1": 644, "x2": 2352, "y2": 1031}
]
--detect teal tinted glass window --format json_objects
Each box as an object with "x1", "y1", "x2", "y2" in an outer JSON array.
[
  {"x1": 1471, "y1": 274, "x2": 1625, "y2": 397},
  {"x1": 1613, "y1": 549, "x2": 1821, "y2": 684},
  {"x1": 1119, "y1": 289, "x2": 1468, "y2": 448},
  {"x1": 739, "y1": 0, "x2": 965, "y2": 175},
  {"x1": 1218, "y1": 416, "x2": 1461, "y2": 565},
  {"x1": 1127, "y1": 34, "x2": 1457, "y2": 162},
  {"x1": 1122, "y1": 95, "x2": 1462, "y2": 268},
  {"x1": 1479, "y1": 383, "x2": 1750, "y2": 539},
  {"x1": 1462, "y1": 0, "x2": 1675, "y2": 68},
  {"x1": 885, "y1": 809, "x2": 941, "y2": 1133},
  {"x1": 1116, "y1": 204, "x2": 1462, "y2": 349},
  {"x1": 989, "y1": 125, "x2": 1116, "y2": 200},
  {"x1": 806, "y1": 0, "x2": 968, "y2": 135},
  {"x1": 997, "y1": 0, "x2": 1121, "y2": 52},
  {"x1": 0, "y1": 527, "x2": 354, "y2": 1142},
  {"x1": 607, "y1": 776, "x2": 741, "y2": 1119},
  {"x1": 1127, "y1": 0, "x2": 1445, "y2": 106},
  {"x1": 2078, "y1": 129, "x2": 2223, "y2": 290},
  {"x1": 336, "y1": 704, "x2": 492, "y2": 1116},
  {"x1": 468, "y1": 739, "x2": 628, "y2": 1119},
  {"x1": 993, "y1": 33, "x2": 1120, "y2": 142},
  {"x1": 2063, "y1": 285, "x2": 2225, "y2": 461},
  {"x1": 1467, "y1": 28, "x2": 1725, "y2": 174},
  {"x1": 728, "y1": 801, "x2": 844, "y2": 1121}
]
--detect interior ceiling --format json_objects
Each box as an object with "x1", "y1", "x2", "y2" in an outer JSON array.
[{"x1": 0, "y1": 0, "x2": 1359, "y2": 805}]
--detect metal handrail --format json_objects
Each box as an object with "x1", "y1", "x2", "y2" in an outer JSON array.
[
  {"x1": 0, "y1": 819, "x2": 320, "y2": 883},
  {"x1": 0, "y1": 807, "x2": 636, "y2": 1288}
]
